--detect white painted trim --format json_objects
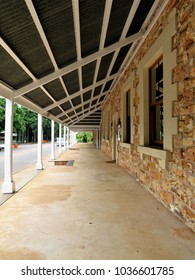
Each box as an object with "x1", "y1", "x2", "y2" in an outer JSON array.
[
  {"x1": 12, "y1": 31, "x2": 143, "y2": 98},
  {"x1": 36, "y1": 113, "x2": 43, "y2": 170},
  {"x1": 138, "y1": 11, "x2": 177, "y2": 151},
  {"x1": 24, "y1": 0, "x2": 58, "y2": 70},
  {"x1": 58, "y1": 124, "x2": 62, "y2": 154},
  {"x1": 63, "y1": 126, "x2": 67, "y2": 151},
  {"x1": 111, "y1": 0, "x2": 169, "y2": 94},
  {"x1": 41, "y1": 74, "x2": 117, "y2": 113},
  {"x1": 67, "y1": 128, "x2": 70, "y2": 148},
  {"x1": 138, "y1": 146, "x2": 172, "y2": 170},
  {"x1": 50, "y1": 120, "x2": 55, "y2": 160},
  {"x1": 121, "y1": 72, "x2": 135, "y2": 144},
  {"x1": 2, "y1": 97, "x2": 15, "y2": 193},
  {"x1": 120, "y1": 142, "x2": 132, "y2": 150}
]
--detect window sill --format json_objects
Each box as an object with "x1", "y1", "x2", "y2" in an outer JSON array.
[
  {"x1": 120, "y1": 142, "x2": 131, "y2": 150},
  {"x1": 137, "y1": 145, "x2": 172, "y2": 170}
]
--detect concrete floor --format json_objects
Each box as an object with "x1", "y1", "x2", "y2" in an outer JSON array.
[{"x1": 0, "y1": 143, "x2": 194, "y2": 260}]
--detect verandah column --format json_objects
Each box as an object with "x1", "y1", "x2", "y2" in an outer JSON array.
[
  {"x1": 2, "y1": 97, "x2": 15, "y2": 193},
  {"x1": 70, "y1": 130, "x2": 74, "y2": 147},
  {"x1": 36, "y1": 113, "x2": 43, "y2": 170},
  {"x1": 67, "y1": 127, "x2": 70, "y2": 148},
  {"x1": 69, "y1": 130, "x2": 72, "y2": 147},
  {"x1": 58, "y1": 123, "x2": 62, "y2": 154},
  {"x1": 63, "y1": 126, "x2": 66, "y2": 151},
  {"x1": 50, "y1": 119, "x2": 55, "y2": 160}
]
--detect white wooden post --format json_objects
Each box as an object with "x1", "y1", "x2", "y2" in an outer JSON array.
[
  {"x1": 50, "y1": 120, "x2": 55, "y2": 160},
  {"x1": 70, "y1": 130, "x2": 73, "y2": 147},
  {"x1": 67, "y1": 127, "x2": 70, "y2": 148},
  {"x1": 73, "y1": 131, "x2": 77, "y2": 145},
  {"x1": 63, "y1": 126, "x2": 66, "y2": 151},
  {"x1": 59, "y1": 123, "x2": 62, "y2": 153},
  {"x1": 36, "y1": 113, "x2": 43, "y2": 170},
  {"x1": 2, "y1": 97, "x2": 15, "y2": 193}
]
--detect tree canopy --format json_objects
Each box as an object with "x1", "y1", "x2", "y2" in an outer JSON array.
[
  {"x1": 0, "y1": 97, "x2": 54, "y2": 143},
  {"x1": 76, "y1": 131, "x2": 93, "y2": 143},
  {"x1": 0, "y1": 97, "x2": 93, "y2": 144}
]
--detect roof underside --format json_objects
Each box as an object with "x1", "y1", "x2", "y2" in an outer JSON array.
[{"x1": 0, "y1": 0, "x2": 165, "y2": 131}]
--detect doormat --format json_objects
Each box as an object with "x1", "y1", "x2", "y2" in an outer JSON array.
[
  {"x1": 69, "y1": 148, "x2": 80, "y2": 150},
  {"x1": 54, "y1": 160, "x2": 74, "y2": 166},
  {"x1": 105, "y1": 160, "x2": 116, "y2": 163}
]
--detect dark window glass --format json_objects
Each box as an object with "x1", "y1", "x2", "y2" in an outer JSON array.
[
  {"x1": 126, "y1": 90, "x2": 131, "y2": 144},
  {"x1": 149, "y1": 57, "x2": 163, "y2": 147}
]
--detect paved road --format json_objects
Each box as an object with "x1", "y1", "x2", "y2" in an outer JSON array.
[{"x1": 0, "y1": 142, "x2": 54, "y2": 180}]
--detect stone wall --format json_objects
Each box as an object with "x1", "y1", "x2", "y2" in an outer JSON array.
[{"x1": 101, "y1": 0, "x2": 195, "y2": 231}]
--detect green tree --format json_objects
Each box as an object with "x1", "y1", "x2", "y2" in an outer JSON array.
[
  {"x1": 22, "y1": 108, "x2": 37, "y2": 142},
  {"x1": 43, "y1": 117, "x2": 51, "y2": 140},
  {"x1": 13, "y1": 104, "x2": 26, "y2": 142},
  {"x1": 76, "y1": 131, "x2": 93, "y2": 142},
  {"x1": 0, "y1": 97, "x2": 5, "y2": 132},
  {"x1": 0, "y1": 97, "x2": 58, "y2": 143}
]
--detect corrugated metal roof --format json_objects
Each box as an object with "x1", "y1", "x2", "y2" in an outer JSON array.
[{"x1": 0, "y1": 0, "x2": 162, "y2": 130}]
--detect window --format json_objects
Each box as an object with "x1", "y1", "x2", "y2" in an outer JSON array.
[
  {"x1": 105, "y1": 108, "x2": 110, "y2": 140},
  {"x1": 122, "y1": 89, "x2": 131, "y2": 144},
  {"x1": 125, "y1": 90, "x2": 131, "y2": 144},
  {"x1": 149, "y1": 57, "x2": 163, "y2": 147}
]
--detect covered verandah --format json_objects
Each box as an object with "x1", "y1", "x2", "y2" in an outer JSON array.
[
  {"x1": 0, "y1": 0, "x2": 167, "y2": 193},
  {"x1": 0, "y1": 143, "x2": 194, "y2": 260}
]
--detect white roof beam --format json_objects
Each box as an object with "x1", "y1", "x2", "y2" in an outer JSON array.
[
  {"x1": 68, "y1": 106, "x2": 100, "y2": 125},
  {"x1": 41, "y1": 74, "x2": 117, "y2": 113},
  {"x1": 0, "y1": 37, "x2": 59, "y2": 105},
  {"x1": 121, "y1": 0, "x2": 141, "y2": 38},
  {"x1": 72, "y1": 0, "x2": 84, "y2": 114},
  {"x1": 54, "y1": 90, "x2": 107, "y2": 118},
  {"x1": 90, "y1": 0, "x2": 113, "y2": 107},
  {"x1": 25, "y1": 0, "x2": 77, "y2": 115},
  {"x1": 0, "y1": 37, "x2": 35, "y2": 81},
  {"x1": 111, "y1": 0, "x2": 165, "y2": 93},
  {"x1": 13, "y1": 31, "x2": 143, "y2": 98},
  {"x1": 69, "y1": 125, "x2": 100, "y2": 130},
  {"x1": 69, "y1": 105, "x2": 101, "y2": 126},
  {"x1": 102, "y1": 0, "x2": 142, "y2": 103},
  {"x1": 25, "y1": 0, "x2": 75, "y2": 114},
  {"x1": 24, "y1": 0, "x2": 58, "y2": 71}
]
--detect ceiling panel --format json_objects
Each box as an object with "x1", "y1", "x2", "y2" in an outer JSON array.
[
  {"x1": 110, "y1": 43, "x2": 132, "y2": 75},
  {"x1": 0, "y1": 46, "x2": 33, "y2": 89},
  {"x1": 82, "y1": 60, "x2": 96, "y2": 88},
  {"x1": 83, "y1": 90, "x2": 92, "y2": 102},
  {"x1": 60, "y1": 101, "x2": 72, "y2": 111},
  {"x1": 80, "y1": 0, "x2": 105, "y2": 57},
  {"x1": 62, "y1": 69, "x2": 80, "y2": 95},
  {"x1": 97, "y1": 52, "x2": 114, "y2": 82},
  {"x1": 0, "y1": 0, "x2": 54, "y2": 78},
  {"x1": 105, "y1": 0, "x2": 134, "y2": 47},
  {"x1": 32, "y1": 0, "x2": 77, "y2": 68},
  {"x1": 127, "y1": 0, "x2": 155, "y2": 37},
  {"x1": 71, "y1": 96, "x2": 81, "y2": 107},
  {"x1": 48, "y1": 106, "x2": 63, "y2": 116},
  {"x1": 43, "y1": 78, "x2": 67, "y2": 101},
  {"x1": 24, "y1": 88, "x2": 53, "y2": 108}
]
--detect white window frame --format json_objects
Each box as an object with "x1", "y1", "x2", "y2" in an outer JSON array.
[
  {"x1": 137, "y1": 11, "x2": 177, "y2": 170},
  {"x1": 120, "y1": 73, "x2": 135, "y2": 149},
  {"x1": 105, "y1": 107, "x2": 110, "y2": 141}
]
